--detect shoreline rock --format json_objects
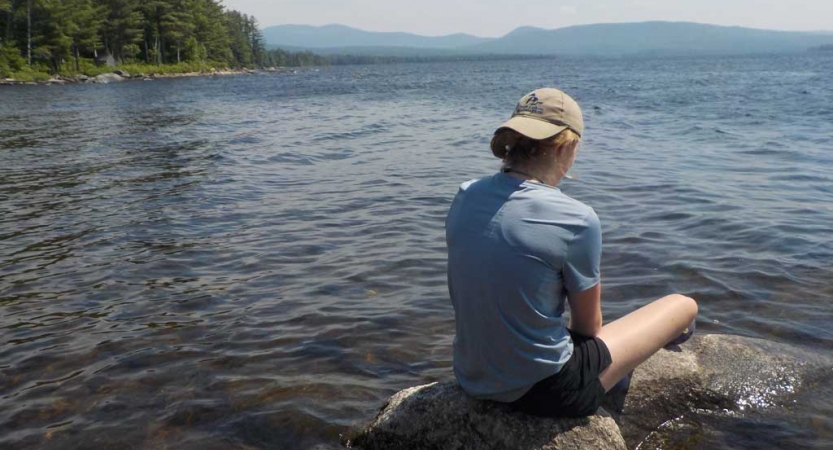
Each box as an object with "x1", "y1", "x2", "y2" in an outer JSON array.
[
  {"x1": 620, "y1": 334, "x2": 832, "y2": 447},
  {"x1": 0, "y1": 67, "x2": 293, "y2": 86},
  {"x1": 91, "y1": 72, "x2": 125, "y2": 83},
  {"x1": 347, "y1": 334, "x2": 833, "y2": 450},
  {"x1": 347, "y1": 381, "x2": 627, "y2": 450}
]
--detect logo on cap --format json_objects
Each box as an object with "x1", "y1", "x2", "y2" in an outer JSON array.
[
  {"x1": 515, "y1": 92, "x2": 544, "y2": 115},
  {"x1": 525, "y1": 92, "x2": 543, "y2": 106}
]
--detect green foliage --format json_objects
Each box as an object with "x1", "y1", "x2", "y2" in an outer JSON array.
[
  {"x1": 0, "y1": 0, "x2": 274, "y2": 79},
  {"x1": 48, "y1": 0, "x2": 104, "y2": 71},
  {"x1": 261, "y1": 48, "x2": 549, "y2": 67},
  {"x1": 264, "y1": 48, "x2": 329, "y2": 67},
  {"x1": 101, "y1": 0, "x2": 143, "y2": 62},
  {"x1": 159, "y1": 0, "x2": 193, "y2": 63},
  {"x1": 56, "y1": 56, "x2": 109, "y2": 75},
  {"x1": 0, "y1": 42, "x2": 25, "y2": 76},
  {"x1": 224, "y1": 10, "x2": 253, "y2": 67},
  {"x1": 4, "y1": 64, "x2": 52, "y2": 81},
  {"x1": 117, "y1": 60, "x2": 226, "y2": 75}
]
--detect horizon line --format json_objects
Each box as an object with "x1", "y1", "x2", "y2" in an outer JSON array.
[{"x1": 259, "y1": 20, "x2": 833, "y2": 39}]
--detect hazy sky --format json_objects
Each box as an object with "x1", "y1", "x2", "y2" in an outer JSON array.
[{"x1": 221, "y1": 0, "x2": 833, "y2": 36}]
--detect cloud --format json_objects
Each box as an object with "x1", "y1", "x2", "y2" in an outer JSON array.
[{"x1": 560, "y1": 5, "x2": 578, "y2": 15}]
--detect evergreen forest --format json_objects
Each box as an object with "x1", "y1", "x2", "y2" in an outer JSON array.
[
  {"x1": 0, "y1": 1, "x2": 550, "y2": 81},
  {"x1": 0, "y1": 0, "x2": 275, "y2": 79}
]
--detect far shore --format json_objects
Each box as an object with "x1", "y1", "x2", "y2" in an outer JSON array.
[{"x1": 0, "y1": 67, "x2": 300, "y2": 86}]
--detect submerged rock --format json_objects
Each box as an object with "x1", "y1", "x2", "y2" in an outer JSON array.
[
  {"x1": 349, "y1": 335, "x2": 832, "y2": 450},
  {"x1": 621, "y1": 334, "x2": 833, "y2": 447}
]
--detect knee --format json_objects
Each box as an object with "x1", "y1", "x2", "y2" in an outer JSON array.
[{"x1": 670, "y1": 294, "x2": 698, "y2": 320}]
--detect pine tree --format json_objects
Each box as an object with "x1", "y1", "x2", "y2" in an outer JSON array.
[
  {"x1": 2, "y1": 0, "x2": 280, "y2": 76},
  {"x1": 0, "y1": 0, "x2": 10, "y2": 25},
  {"x1": 0, "y1": 0, "x2": 18, "y2": 76},
  {"x1": 224, "y1": 9, "x2": 252, "y2": 67},
  {"x1": 159, "y1": 0, "x2": 192, "y2": 63},
  {"x1": 138, "y1": 0, "x2": 166, "y2": 64},
  {"x1": 190, "y1": 0, "x2": 230, "y2": 64},
  {"x1": 44, "y1": 0, "x2": 101, "y2": 71},
  {"x1": 247, "y1": 14, "x2": 264, "y2": 67},
  {"x1": 101, "y1": 0, "x2": 143, "y2": 62},
  {"x1": 0, "y1": 0, "x2": 11, "y2": 44},
  {"x1": 68, "y1": 0, "x2": 101, "y2": 71},
  {"x1": 26, "y1": 0, "x2": 31, "y2": 64}
]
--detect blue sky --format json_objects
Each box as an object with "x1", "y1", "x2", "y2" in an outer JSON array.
[{"x1": 222, "y1": 0, "x2": 833, "y2": 36}]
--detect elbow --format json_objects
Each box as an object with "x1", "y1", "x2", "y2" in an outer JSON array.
[
  {"x1": 572, "y1": 317, "x2": 602, "y2": 338},
  {"x1": 585, "y1": 320, "x2": 602, "y2": 338}
]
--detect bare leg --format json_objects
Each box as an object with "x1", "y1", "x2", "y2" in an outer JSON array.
[{"x1": 596, "y1": 294, "x2": 698, "y2": 392}]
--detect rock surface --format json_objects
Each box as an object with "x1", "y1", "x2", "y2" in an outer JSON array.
[
  {"x1": 347, "y1": 381, "x2": 626, "y2": 450},
  {"x1": 0, "y1": 69, "x2": 285, "y2": 86},
  {"x1": 620, "y1": 334, "x2": 833, "y2": 447},
  {"x1": 91, "y1": 73, "x2": 125, "y2": 84},
  {"x1": 349, "y1": 334, "x2": 833, "y2": 450}
]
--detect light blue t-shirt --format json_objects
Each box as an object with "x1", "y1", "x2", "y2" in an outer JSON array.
[{"x1": 446, "y1": 172, "x2": 602, "y2": 402}]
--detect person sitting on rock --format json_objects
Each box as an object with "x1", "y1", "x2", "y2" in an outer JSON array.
[{"x1": 445, "y1": 88, "x2": 698, "y2": 417}]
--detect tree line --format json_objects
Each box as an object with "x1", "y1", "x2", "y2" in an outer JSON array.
[
  {"x1": 0, "y1": 1, "x2": 555, "y2": 79},
  {"x1": 0, "y1": 0, "x2": 267, "y2": 75},
  {"x1": 262, "y1": 50, "x2": 553, "y2": 67}
]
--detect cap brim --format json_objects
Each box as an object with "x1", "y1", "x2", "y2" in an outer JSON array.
[{"x1": 497, "y1": 116, "x2": 569, "y2": 141}]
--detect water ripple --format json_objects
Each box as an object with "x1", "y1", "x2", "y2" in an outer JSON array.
[{"x1": 1, "y1": 54, "x2": 832, "y2": 449}]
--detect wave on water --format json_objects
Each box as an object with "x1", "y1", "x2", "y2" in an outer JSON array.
[{"x1": 1, "y1": 54, "x2": 832, "y2": 449}]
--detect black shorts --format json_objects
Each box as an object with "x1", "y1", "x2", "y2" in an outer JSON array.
[{"x1": 509, "y1": 330, "x2": 612, "y2": 418}]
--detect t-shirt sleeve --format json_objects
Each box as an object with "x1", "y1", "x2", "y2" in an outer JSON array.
[{"x1": 563, "y1": 209, "x2": 602, "y2": 293}]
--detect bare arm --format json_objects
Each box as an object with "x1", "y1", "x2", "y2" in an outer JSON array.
[{"x1": 568, "y1": 282, "x2": 603, "y2": 337}]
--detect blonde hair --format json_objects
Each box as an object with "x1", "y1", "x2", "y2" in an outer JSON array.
[{"x1": 490, "y1": 128, "x2": 580, "y2": 165}]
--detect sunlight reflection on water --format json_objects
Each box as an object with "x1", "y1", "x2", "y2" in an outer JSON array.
[{"x1": 1, "y1": 54, "x2": 832, "y2": 449}]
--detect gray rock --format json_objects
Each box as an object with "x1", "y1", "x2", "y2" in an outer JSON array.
[
  {"x1": 113, "y1": 69, "x2": 130, "y2": 78},
  {"x1": 91, "y1": 73, "x2": 124, "y2": 84},
  {"x1": 347, "y1": 381, "x2": 627, "y2": 450},
  {"x1": 350, "y1": 335, "x2": 832, "y2": 450},
  {"x1": 620, "y1": 334, "x2": 833, "y2": 447},
  {"x1": 76, "y1": 74, "x2": 90, "y2": 82}
]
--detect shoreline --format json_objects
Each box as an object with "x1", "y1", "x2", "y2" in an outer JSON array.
[{"x1": 0, "y1": 67, "x2": 299, "y2": 86}]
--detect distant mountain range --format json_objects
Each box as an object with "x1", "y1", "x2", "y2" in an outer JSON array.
[
  {"x1": 262, "y1": 24, "x2": 491, "y2": 50},
  {"x1": 263, "y1": 22, "x2": 833, "y2": 56}
]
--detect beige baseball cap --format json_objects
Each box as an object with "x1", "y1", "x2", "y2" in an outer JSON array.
[{"x1": 497, "y1": 88, "x2": 584, "y2": 139}]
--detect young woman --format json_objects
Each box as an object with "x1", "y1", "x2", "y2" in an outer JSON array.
[{"x1": 445, "y1": 88, "x2": 698, "y2": 417}]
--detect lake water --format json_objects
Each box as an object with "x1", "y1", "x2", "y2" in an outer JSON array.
[{"x1": 1, "y1": 54, "x2": 832, "y2": 449}]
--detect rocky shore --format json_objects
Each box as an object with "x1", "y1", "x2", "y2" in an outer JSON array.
[
  {"x1": 0, "y1": 67, "x2": 297, "y2": 86},
  {"x1": 347, "y1": 334, "x2": 833, "y2": 450}
]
